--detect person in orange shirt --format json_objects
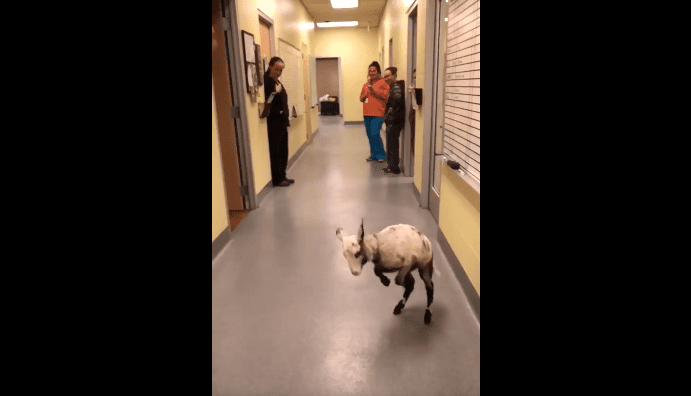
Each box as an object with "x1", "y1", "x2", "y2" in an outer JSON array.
[{"x1": 360, "y1": 62, "x2": 390, "y2": 163}]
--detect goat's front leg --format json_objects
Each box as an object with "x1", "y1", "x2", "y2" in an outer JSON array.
[{"x1": 374, "y1": 266, "x2": 390, "y2": 287}]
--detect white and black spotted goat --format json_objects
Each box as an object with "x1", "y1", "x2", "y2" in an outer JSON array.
[{"x1": 336, "y1": 220, "x2": 435, "y2": 324}]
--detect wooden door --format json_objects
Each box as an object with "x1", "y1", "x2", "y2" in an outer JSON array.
[{"x1": 212, "y1": 0, "x2": 244, "y2": 212}]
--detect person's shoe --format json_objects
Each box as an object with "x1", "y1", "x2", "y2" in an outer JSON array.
[
  {"x1": 366, "y1": 157, "x2": 377, "y2": 162},
  {"x1": 284, "y1": 178, "x2": 295, "y2": 184},
  {"x1": 273, "y1": 180, "x2": 291, "y2": 187},
  {"x1": 377, "y1": 159, "x2": 386, "y2": 163},
  {"x1": 384, "y1": 168, "x2": 401, "y2": 174}
]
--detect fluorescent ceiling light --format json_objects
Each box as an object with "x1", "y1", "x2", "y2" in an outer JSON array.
[
  {"x1": 330, "y1": 0, "x2": 358, "y2": 9},
  {"x1": 316, "y1": 21, "x2": 359, "y2": 28}
]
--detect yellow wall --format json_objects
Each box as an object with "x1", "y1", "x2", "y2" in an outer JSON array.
[
  {"x1": 378, "y1": 0, "x2": 410, "y2": 72},
  {"x1": 212, "y1": 82, "x2": 229, "y2": 241},
  {"x1": 312, "y1": 27, "x2": 380, "y2": 123},
  {"x1": 236, "y1": 0, "x2": 318, "y2": 191},
  {"x1": 378, "y1": 0, "x2": 425, "y2": 191},
  {"x1": 439, "y1": 165, "x2": 480, "y2": 295},
  {"x1": 381, "y1": 0, "x2": 479, "y2": 295}
]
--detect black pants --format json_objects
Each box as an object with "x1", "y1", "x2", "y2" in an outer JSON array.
[
  {"x1": 386, "y1": 122, "x2": 404, "y2": 172},
  {"x1": 267, "y1": 120, "x2": 288, "y2": 185}
]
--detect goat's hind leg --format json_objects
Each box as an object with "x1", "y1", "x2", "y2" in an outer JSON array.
[
  {"x1": 393, "y1": 273, "x2": 415, "y2": 315},
  {"x1": 419, "y1": 258, "x2": 434, "y2": 324}
]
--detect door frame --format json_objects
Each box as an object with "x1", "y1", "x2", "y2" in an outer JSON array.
[
  {"x1": 404, "y1": 4, "x2": 418, "y2": 178},
  {"x1": 301, "y1": 42, "x2": 313, "y2": 142},
  {"x1": 221, "y1": 0, "x2": 258, "y2": 209},
  {"x1": 421, "y1": 0, "x2": 444, "y2": 216}
]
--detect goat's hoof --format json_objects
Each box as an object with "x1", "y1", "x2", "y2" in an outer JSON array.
[
  {"x1": 381, "y1": 277, "x2": 390, "y2": 287},
  {"x1": 393, "y1": 302, "x2": 405, "y2": 315},
  {"x1": 424, "y1": 309, "x2": 432, "y2": 324}
]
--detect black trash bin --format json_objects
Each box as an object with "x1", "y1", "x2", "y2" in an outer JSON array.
[{"x1": 320, "y1": 96, "x2": 339, "y2": 116}]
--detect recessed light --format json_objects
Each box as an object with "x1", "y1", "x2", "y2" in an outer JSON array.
[{"x1": 317, "y1": 21, "x2": 359, "y2": 28}]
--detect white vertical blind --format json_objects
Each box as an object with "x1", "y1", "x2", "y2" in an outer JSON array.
[
  {"x1": 443, "y1": 0, "x2": 480, "y2": 181},
  {"x1": 278, "y1": 40, "x2": 306, "y2": 117}
]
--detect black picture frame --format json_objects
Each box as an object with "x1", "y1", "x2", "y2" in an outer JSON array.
[{"x1": 241, "y1": 30, "x2": 257, "y2": 94}]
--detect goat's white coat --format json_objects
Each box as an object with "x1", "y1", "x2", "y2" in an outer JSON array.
[
  {"x1": 337, "y1": 222, "x2": 437, "y2": 324},
  {"x1": 336, "y1": 224, "x2": 433, "y2": 278}
]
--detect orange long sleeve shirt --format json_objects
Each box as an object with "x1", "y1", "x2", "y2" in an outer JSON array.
[{"x1": 360, "y1": 77, "x2": 390, "y2": 117}]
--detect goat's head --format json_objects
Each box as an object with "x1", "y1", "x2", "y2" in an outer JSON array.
[{"x1": 336, "y1": 219, "x2": 367, "y2": 276}]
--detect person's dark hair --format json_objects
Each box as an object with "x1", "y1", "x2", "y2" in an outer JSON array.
[
  {"x1": 368, "y1": 61, "x2": 381, "y2": 75},
  {"x1": 265, "y1": 57, "x2": 285, "y2": 77},
  {"x1": 385, "y1": 67, "x2": 398, "y2": 76}
]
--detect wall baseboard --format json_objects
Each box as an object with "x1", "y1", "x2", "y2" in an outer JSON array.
[
  {"x1": 437, "y1": 227, "x2": 480, "y2": 322},
  {"x1": 288, "y1": 133, "x2": 312, "y2": 170},
  {"x1": 412, "y1": 182, "x2": 421, "y2": 206},
  {"x1": 212, "y1": 227, "x2": 231, "y2": 260},
  {"x1": 256, "y1": 179, "x2": 272, "y2": 207}
]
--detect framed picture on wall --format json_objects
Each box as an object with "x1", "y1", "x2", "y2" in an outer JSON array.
[
  {"x1": 242, "y1": 30, "x2": 255, "y2": 63},
  {"x1": 255, "y1": 44, "x2": 263, "y2": 86},
  {"x1": 241, "y1": 30, "x2": 257, "y2": 94}
]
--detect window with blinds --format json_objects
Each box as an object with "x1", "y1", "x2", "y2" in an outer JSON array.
[{"x1": 443, "y1": 0, "x2": 480, "y2": 181}]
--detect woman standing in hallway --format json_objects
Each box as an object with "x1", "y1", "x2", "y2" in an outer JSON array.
[
  {"x1": 383, "y1": 67, "x2": 406, "y2": 174},
  {"x1": 263, "y1": 57, "x2": 294, "y2": 187},
  {"x1": 360, "y1": 61, "x2": 390, "y2": 163}
]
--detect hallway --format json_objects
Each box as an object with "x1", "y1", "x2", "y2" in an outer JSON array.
[{"x1": 212, "y1": 116, "x2": 480, "y2": 396}]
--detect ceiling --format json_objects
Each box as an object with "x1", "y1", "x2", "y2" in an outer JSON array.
[{"x1": 299, "y1": 0, "x2": 389, "y2": 29}]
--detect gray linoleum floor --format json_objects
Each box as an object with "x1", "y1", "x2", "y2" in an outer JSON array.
[{"x1": 212, "y1": 116, "x2": 480, "y2": 396}]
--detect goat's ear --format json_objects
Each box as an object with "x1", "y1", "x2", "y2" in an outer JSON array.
[
  {"x1": 336, "y1": 227, "x2": 344, "y2": 241},
  {"x1": 358, "y1": 219, "x2": 364, "y2": 242}
]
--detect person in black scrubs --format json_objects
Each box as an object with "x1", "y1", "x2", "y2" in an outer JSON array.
[{"x1": 263, "y1": 57, "x2": 294, "y2": 187}]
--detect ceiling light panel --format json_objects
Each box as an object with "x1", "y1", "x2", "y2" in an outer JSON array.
[
  {"x1": 330, "y1": 0, "x2": 358, "y2": 9},
  {"x1": 316, "y1": 21, "x2": 359, "y2": 28}
]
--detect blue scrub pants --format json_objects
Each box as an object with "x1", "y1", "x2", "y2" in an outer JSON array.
[{"x1": 364, "y1": 116, "x2": 386, "y2": 160}]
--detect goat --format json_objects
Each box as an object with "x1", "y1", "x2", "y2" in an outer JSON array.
[{"x1": 336, "y1": 219, "x2": 435, "y2": 324}]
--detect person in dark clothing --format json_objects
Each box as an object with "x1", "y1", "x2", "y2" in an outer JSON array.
[
  {"x1": 263, "y1": 57, "x2": 294, "y2": 187},
  {"x1": 383, "y1": 67, "x2": 406, "y2": 174}
]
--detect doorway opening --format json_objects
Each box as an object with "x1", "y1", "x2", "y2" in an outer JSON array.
[
  {"x1": 315, "y1": 57, "x2": 343, "y2": 118},
  {"x1": 405, "y1": 6, "x2": 418, "y2": 178}
]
